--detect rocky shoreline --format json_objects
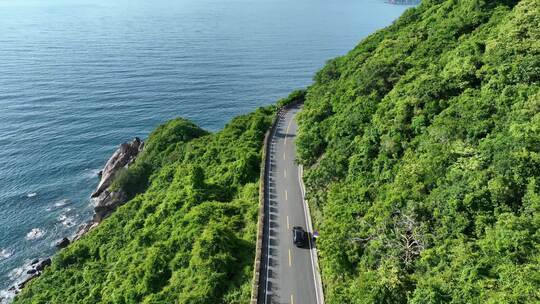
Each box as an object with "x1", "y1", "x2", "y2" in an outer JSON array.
[
  {"x1": 2, "y1": 138, "x2": 144, "y2": 301},
  {"x1": 74, "y1": 137, "x2": 143, "y2": 240}
]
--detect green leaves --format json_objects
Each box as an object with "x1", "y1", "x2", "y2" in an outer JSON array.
[{"x1": 297, "y1": 0, "x2": 540, "y2": 303}]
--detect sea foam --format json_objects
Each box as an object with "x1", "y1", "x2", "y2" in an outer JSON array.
[
  {"x1": 25, "y1": 228, "x2": 45, "y2": 240},
  {"x1": 0, "y1": 249, "x2": 14, "y2": 260}
]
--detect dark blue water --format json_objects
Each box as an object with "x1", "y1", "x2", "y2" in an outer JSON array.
[{"x1": 0, "y1": 0, "x2": 412, "y2": 295}]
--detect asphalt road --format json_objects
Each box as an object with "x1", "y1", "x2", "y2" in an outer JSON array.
[{"x1": 258, "y1": 105, "x2": 324, "y2": 304}]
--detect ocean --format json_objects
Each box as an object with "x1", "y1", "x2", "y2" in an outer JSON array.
[{"x1": 0, "y1": 0, "x2": 412, "y2": 297}]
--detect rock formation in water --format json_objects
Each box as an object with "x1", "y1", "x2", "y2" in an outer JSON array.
[
  {"x1": 55, "y1": 237, "x2": 70, "y2": 249},
  {"x1": 91, "y1": 137, "x2": 143, "y2": 198},
  {"x1": 75, "y1": 137, "x2": 144, "y2": 240}
]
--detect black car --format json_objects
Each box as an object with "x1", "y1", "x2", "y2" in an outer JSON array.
[{"x1": 292, "y1": 226, "x2": 308, "y2": 247}]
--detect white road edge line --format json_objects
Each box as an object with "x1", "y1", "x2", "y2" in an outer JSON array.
[{"x1": 299, "y1": 164, "x2": 325, "y2": 304}]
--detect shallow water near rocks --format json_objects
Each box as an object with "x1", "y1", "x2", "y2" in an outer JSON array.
[{"x1": 0, "y1": 0, "x2": 413, "y2": 298}]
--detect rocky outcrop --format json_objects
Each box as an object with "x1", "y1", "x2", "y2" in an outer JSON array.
[
  {"x1": 72, "y1": 221, "x2": 99, "y2": 242},
  {"x1": 26, "y1": 269, "x2": 37, "y2": 275},
  {"x1": 4, "y1": 257, "x2": 51, "y2": 295},
  {"x1": 34, "y1": 258, "x2": 51, "y2": 272},
  {"x1": 90, "y1": 137, "x2": 143, "y2": 222},
  {"x1": 17, "y1": 275, "x2": 38, "y2": 290},
  {"x1": 73, "y1": 137, "x2": 144, "y2": 241},
  {"x1": 55, "y1": 237, "x2": 70, "y2": 248},
  {"x1": 91, "y1": 137, "x2": 143, "y2": 198},
  {"x1": 93, "y1": 190, "x2": 128, "y2": 222}
]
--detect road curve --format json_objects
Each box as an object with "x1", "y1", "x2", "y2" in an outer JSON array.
[{"x1": 258, "y1": 104, "x2": 324, "y2": 304}]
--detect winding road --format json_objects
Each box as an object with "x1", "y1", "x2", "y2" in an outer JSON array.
[{"x1": 258, "y1": 104, "x2": 324, "y2": 304}]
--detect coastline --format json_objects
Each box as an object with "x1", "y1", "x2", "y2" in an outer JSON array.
[{"x1": 1, "y1": 138, "x2": 144, "y2": 303}]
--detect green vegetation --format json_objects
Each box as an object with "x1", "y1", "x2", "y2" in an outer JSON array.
[
  {"x1": 15, "y1": 108, "x2": 274, "y2": 304},
  {"x1": 276, "y1": 89, "x2": 306, "y2": 108},
  {"x1": 14, "y1": 0, "x2": 540, "y2": 303},
  {"x1": 297, "y1": 0, "x2": 540, "y2": 303}
]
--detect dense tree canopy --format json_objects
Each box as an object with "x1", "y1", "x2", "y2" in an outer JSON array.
[
  {"x1": 296, "y1": 0, "x2": 539, "y2": 303},
  {"x1": 14, "y1": 108, "x2": 274, "y2": 304}
]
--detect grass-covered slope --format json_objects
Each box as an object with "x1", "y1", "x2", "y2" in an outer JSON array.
[
  {"x1": 297, "y1": 0, "x2": 540, "y2": 303},
  {"x1": 14, "y1": 107, "x2": 274, "y2": 304}
]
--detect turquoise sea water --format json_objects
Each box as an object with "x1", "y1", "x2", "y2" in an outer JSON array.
[{"x1": 0, "y1": 0, "x2": 412, "y2": 295}]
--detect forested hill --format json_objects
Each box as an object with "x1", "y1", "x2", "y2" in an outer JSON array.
[
  {"x1": 296, "y1": 0, "x2": 539, "y2": 303},
  {"x1": 14, "y1": 108, "x2": 275, "y2": 303}
]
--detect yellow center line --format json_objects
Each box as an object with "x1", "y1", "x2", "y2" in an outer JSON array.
[
  {"x1": 289, "y1": 249, "x2": 292, "y2": 267},
  {"x1": 291, "y1": 294, "x2": 294, "y2": 304},
  {"x1": 284, "y1": 116, "x2": 293, "y2": 146},
  {"x1": 286, "y1": 117, "x2": 293, "y2": 133}
]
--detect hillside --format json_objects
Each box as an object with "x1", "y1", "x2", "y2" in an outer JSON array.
[
  {"x1": 296, "y1": 0, "x2": 539, "y2": 303},
  {"x1": 14, "y1": 108, "x2": 274, "y2": 303}
]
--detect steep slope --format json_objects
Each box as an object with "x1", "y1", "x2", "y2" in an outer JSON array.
[
  {"x1": 296, "y1": 0, "x2": 540, "y2": 303},
  {"x1": 14, "y1": 108, "x2": 274, "y2": 303}
]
